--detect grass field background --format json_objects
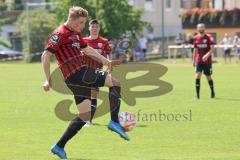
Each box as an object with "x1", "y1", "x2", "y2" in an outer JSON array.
[{"x1": 0, "y1": 59, "x2": 240, "y2": 160}]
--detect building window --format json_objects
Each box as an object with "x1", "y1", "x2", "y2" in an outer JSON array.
[
  {"x1": 180, "y1": 0, "x2": 192, "y2": 9},
  {"x1": 209, "y1": 0, "x2": 214, "y2": 8},
  {"x1": 214, "y1": 0, "x2": 224, "y2": 9},
  {"x1": 144, "y1": 0, "x2": 154, "y2": 11},
  {"x1": 166, "y1": 0, "x2": 171, "y2": 9}
]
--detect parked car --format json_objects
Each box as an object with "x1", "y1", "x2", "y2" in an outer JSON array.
[{"x1": 0, "y1": 45, "x2": 23, "y2": 60}]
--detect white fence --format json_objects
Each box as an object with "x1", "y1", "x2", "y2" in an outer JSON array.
[{"x1": 168, "y1": 44, "x2": 240, "y2": 60}]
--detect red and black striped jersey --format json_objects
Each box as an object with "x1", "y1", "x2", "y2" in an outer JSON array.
[
  {"x1": 194, "y1": 33, "x2": 215, "y2": 64},
  {"x1": 45, "y1": 25, "x2": 88, "y2": 79},
  {"x1": 83, "y1": 36, "x2": 111, "y2": 69}
]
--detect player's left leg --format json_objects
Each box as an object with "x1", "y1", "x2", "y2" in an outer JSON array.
[
  {"x1": 195, "y1": 72, "x2": 202, "y2": 99},
  {"x1": 83, "y1": 67, "x2": 129, "y2": 140},
  {"x1": 104, "y1": 73, "x2": 130, "y2": 141},
  {"x1": 51, "y1": 67, "x2": 95, "y2": 158},
  {"x1": 195, "y1": 63, "x2": 203, "y2": 99},
  {"x1": 204, "y1": 64, "x2": 215, "y2": 98},
  {"x1": 206, "y1": 75, "x2": 215, "y2": 98},
  {"x1": 52, "y1": 99, "x2": 90, "y2": 159}
]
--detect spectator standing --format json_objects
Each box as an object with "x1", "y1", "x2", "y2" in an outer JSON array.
[
  {"x1": 139, "y1": 33, "x2": 148, "y2": 61},
  {"x1": 220, "y1": 33, "x2": 232, "y2": 63},
  {"x1": 233, "y1": 33, "x2": 240, "y2": 62}
]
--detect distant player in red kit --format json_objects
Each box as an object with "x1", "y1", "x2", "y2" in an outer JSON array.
[
  {"x1": 83, "y1": 19, "x2": 112, "y2": 127},
  {"x1": 193, "y1": 23, "x2": 215, "y2": 99}
]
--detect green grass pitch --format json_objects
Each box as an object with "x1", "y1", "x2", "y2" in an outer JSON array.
[{"x1": 0, "y1": 60, "x2": 240, "y2": 160}]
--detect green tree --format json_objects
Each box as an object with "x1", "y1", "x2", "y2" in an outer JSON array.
[
  {"x1": 16, "y1": 9, "x2": 57, "y2": 62},
  {"x1": 0, "y1": 19, "x2": 12, "y2": 48},
  {"x1": 0, "y1": 2, "x2": 7, "y2": 12},
  {"x1": 0, "y1": 19, "x2": 5, "y2": 34},
  {"x1": 97, "y1": 0, "x2": 151, "y2": 39},
  {"x1": 12, "y1": 0, "x2": 24, "y2": 10},
  {"x1": 53, "y1": 0, "x2": 152, "y2": 39}
]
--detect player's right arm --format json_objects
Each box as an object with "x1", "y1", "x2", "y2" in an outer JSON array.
[
  {"x1": 82, "y1": 46, "x2": 120, "y2": 69},
  {"x1": 42, "y1": 32, "x2": 62, "y2": 92},
  {"x1": 41, "y1": 50, "x2": 52, "y2": 92},
  {"x1": 105, "y1": 40, "x2": 113, "y2": 72},
  {"x1": 202, "y1": 45, "x2": 214, "y2": 62}
]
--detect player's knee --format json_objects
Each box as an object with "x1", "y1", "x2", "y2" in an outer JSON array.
[
  {"x1": 195, "y1": 74, "x2": 201, "y2": 79},
  {"x1": 206, "y1": 76, "x2": 212, "y2": 81},
  {"x1": 105, "y1": 74, "x2": 120, "y2": 87},
  {"x1": 79, "y1": 112, "x2": 91, "y2": 122},
  {"x1": 77, "y1": 99, "x2": 91, "y2": 122},
  {"x1": 112, "y1": 78, "x2": 120, "y2": 87}
]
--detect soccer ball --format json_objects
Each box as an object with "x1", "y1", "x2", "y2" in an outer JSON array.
[{"x1": 118, "y1": 112, "x2": 137, "y2": 132}]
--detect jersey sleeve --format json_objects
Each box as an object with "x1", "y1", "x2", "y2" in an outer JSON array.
[
  {"x1": 208, "y1": 36, "x2": 215, "y2": 45},
  {"x1": 104, "y1": 41, "x2": 112, "y2": 55},
  {"x1": 45, "y1": 33, "x2": 63, "y2": 54}
]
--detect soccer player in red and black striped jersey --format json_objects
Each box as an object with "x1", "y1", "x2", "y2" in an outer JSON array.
[
  {"x1": 193, "y1": 23, "x2": 215, "y2": 99},
  {"x1": 83, "y1": 19, "x2": 112, "y2": 127},
  {"x1": 41, "y1": 6, "x2": 129, "y2": 159}
]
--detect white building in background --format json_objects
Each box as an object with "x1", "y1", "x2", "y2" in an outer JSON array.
[
  {"x1": 130, "y1": 0, "x2": 183, "y2": 38},
  {"x1": 0, "y1": 11, "x2": 21, "y2": 40},
  {"x1": 180, "y1": 0, "x2": 240, "y2": 9},
  {"x1": 0, "y1": 25, "x2": 17, "y2": 40},
  {"x1": 224, "y1": 0, "x2": 240, "y2": 9},
  {"x1": 130, "y1": 0, "x2": 240, "y2": 38}
]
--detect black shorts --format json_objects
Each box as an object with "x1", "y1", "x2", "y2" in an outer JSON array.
[
  {"x1": 65, "y1": 66, "x2": 107, "y2": 105},
  {"x1": 196, "y1": 62, "x2": 212, "y2": 76}
]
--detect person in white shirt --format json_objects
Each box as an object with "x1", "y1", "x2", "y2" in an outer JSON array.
[
  {"x1": 220, "y1": 33, "x2": 232, "y2": 63},
  {"x1": 175, "y1": 33, "x2": 185, "y2": 61},
  {"x1": 233, "y1": 34, "x2": 240, "y2": 62},
  {"x1": 139, "y1": 34, "x2": 148, "y2": 61}
]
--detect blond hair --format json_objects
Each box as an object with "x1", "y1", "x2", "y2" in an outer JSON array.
[{"x1": 68, "y1": 6, "x2": 88, "y2": 19}]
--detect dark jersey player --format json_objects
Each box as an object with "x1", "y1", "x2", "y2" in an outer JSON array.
[
  {"x1": 41, "y1": 6, "x2": 129, "y2": 159},
  {"x1": 193, "y1": 23, "x2": 215, "y2": 99},
  {"x1": 83, "y1": 19, "x2": 112, "y2": 127}
]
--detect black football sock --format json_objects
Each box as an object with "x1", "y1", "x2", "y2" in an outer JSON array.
[
  {"x1": 208, "y1": 80, "x2": 214, "y2": 92},
  {"x1": 90, "y1": 99, "x2": 97, "y2": 123},
  {"x1": 196, "y1": 79, "x2": 200, "y2": 98},
  {"x1": 109, "y1": 86, "x2": 121, "y2": 123},
  {"x1": 56, "y1": 116, "x2": 86, "y2": 148},
  {"x1": 208, "y1": 80, "x2": 215, "y2": 97}
]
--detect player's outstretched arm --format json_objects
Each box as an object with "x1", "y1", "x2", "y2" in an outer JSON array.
[
  {"x1": 41, "y1": 50, "x2": 52, "y2": 92},
  {"x1": 82, "y1": 46, "x2": 120, "y2": 68},
  {"x1": 106, "y1": 51, "x2": 113, "y2": 73}
]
